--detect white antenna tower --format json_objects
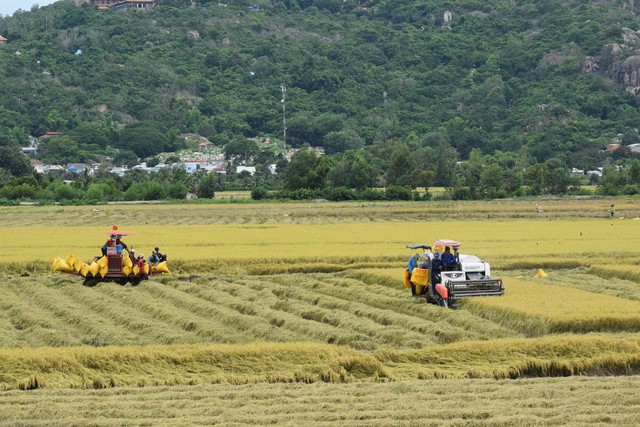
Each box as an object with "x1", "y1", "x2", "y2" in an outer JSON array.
[{"x1": 281, "y1": 85, "x2": 287, "y2": 151}]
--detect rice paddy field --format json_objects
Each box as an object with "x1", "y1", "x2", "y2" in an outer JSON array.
[{"x1": 1, "y1": 197, "x2": 640, "y2": 426}]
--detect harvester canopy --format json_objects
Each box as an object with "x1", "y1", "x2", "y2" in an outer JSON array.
[{"x1": 106, "y1": 225, "x2": 134, "y2": 236}]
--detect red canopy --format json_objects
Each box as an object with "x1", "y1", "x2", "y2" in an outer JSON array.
[
  {"x1": 433, "y1": 239, "x2": 461, "y2": 249},
  {"x1": 106, "y1": 225, "x2": 134, "y2": 236}
]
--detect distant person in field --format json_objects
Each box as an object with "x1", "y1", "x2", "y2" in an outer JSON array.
[
  {"x1": 536, "y1": 203, "x2": 543, "y2": 213},
  {"x1": 607, "y1": 204, "x2": 615, "y2": 218}
]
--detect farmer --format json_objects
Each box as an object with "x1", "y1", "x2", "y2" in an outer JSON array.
[
  {"x1": 441, "y1": 246, "x2": 456, "y2": 268},
  {"x1": 137, "y1": 254, "x2": 149, "y2": 279},
  {"x1": 430, "y1": 252, "x2": 443, "y2": 296},
  {"x1": 129, "y1": 248, "x2": 137, "y2": 264},
  {"x1": 407, "y1": 253, "x2": 420, "y2": 296},
  {"x1": 148, "y1": 247, "x2": 166, "y2": 267},
  {"x1": 418, "y1": 257, "x2": 430, "y2": 296},
  {"x1": 101, "y1": 234, "x2": 128, "y2": 256}
]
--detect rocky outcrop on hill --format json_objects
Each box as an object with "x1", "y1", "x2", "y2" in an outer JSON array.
[
  {"x1": 609, "y1": 53, "x2": 640, "y2": 94},
  {"x1": 607, "y1": 29, "x2": 640, "y2": 94}
]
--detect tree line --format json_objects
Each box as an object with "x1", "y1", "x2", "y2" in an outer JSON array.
[{"x1": 1, "y1": 0, "x2": 640, "y2": 201}]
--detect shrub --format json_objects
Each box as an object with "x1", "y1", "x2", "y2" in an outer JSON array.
[
  {"x1": 384, "y1": 185, "x2": 412, "y2": 200},
  {"x1": 452, "y1": 187, "x2": 472, "y2": 200},
  {"x1": 359, "y1": 188, "x2": 386, "y2": 200},
  {"x1": 323, "y1": 187, "x2": 357, "y2": 201},
  {"x1": 251, "y1": 187, "x2": 269, "y2": 200}
]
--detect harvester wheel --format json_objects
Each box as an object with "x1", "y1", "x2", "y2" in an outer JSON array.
[
  {"x1": 130, "y1": 278, "x2": 142, "y2": 286},
  {"x1": 83, "y1": 277, "x2": 101, "y2": 287}
]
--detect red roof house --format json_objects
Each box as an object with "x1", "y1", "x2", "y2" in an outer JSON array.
[{"x1": 39, "y1": 132, "x2": 64, "y2": 139}]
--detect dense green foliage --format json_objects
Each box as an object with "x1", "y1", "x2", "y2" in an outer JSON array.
[{"x1": 2, "y1": 0, "x2": 640, "y2": 200}]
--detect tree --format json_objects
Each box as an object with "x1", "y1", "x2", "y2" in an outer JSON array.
[
  {"x1": 0, "y1": 146, "x2": 32, "y2": 177},
  {"x1": 323, "y1": 130, "x2": 365, "y2": 155},
  {"x1": 544, "y1": 158, "x2": 570, "y2": 195},
  {"x1": 284, "y1": 150, "x2": 328, "y2": 190},
  {"x1": 223, "y1": 139, "x2": 259, "y2": 164},
  {"x1": 67, "y1": 123, "x2": 114, "y2": 148},
  {"x1": 196, "y1": 173, "x2": 217, "y2": 198},
  {"x1": 386, "y1": 143, "x2": 415, "y2": 186},
  {"x1": 119, "y1": 122, "x2": 169, "y2": 158},
  {"x1": 113, "y1": 150, "x2": 139, "y2": 168},
  {"x1": 328, "y1": 151, "x2": 372, "y2": 190},
  {"x1": 430, "y1": 141, "x2": 459, "y2": 188}
]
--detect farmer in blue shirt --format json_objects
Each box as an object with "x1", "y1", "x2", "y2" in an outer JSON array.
[
  {"x1": 407, "y1": 253, "x2": 420, "y2": 296},
  {"x1": 441, "y1": 246, "x2": 457, "y2": 268}
]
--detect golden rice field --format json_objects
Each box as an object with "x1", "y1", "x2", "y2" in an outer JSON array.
[{"x1": 1, "y1": 198, "x2": 640, "y2": 425}]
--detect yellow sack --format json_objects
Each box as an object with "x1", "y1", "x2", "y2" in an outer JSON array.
[
  {"x1": 98, "y1": 265, "x2": 108, "y2": 278},
  {"x1": 123, "y1": 255, "x2": 133, "y2": 268},
  {"x1": 65, "y1": 254, "x2": 76, "y2": 268},
  {"x1": 133, "y1": 265, "x2": 140, "y2": 275},
  {"x1": 73, "y1": 258, "x2": 85, "y2": 272},
  {"x1": 88, "y1": 262, "x2": 99, "y2": 276},
  {"x1": 411, "y1": 268, "x2": 430, "y2": 286},
  {"x1": 154, "y1": 261, "x2": 170, "y2": 274},
  {"x1": 51, "y1": 258, "x2": 74, "y2": 272},
  {"x1": 403, "y1": 269, "x2": 411, "y2": 288},
  {"x1": 122, "y1": 265, "x2": 132, "y2": 276},
  {"x1": 96, "y1": 256, "x2": 108, "y2": 268},
  {"x1": 80, "y1": 264, "x2": 89, "y2": 277},
  {"x1": 143, "y1": 263, "x2": 150, "y2": 274}
]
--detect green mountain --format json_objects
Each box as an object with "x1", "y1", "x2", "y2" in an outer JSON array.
[{"x1": 1, "y1": 0, "x2": 640, "y2": 197}]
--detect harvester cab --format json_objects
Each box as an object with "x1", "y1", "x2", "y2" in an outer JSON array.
[{"x1": 405, "y1": 239, "x2": 504, "y2": 308}]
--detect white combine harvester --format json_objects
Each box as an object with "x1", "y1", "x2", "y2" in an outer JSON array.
[{"x1": 405, "y1": 239, "x2": 504, "y2": 308}]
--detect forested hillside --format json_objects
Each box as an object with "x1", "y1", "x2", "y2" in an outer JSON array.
[{"x1": 1, "y1": 0, "x2": 640, "y2": 200}]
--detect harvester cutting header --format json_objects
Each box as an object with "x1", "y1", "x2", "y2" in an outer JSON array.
[
  {"x1": 51, "y1": 225, "x2": 169, "y2": 287},
  {"x1": 404, "y1": 239, "x2": 504, "y2": 308}
]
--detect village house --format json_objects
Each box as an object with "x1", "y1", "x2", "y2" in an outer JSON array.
[
  {"x1": 180, "y1": 160, "x2": 226, "y2": 174},
  {"x1": 198, "y1": 140, "x2": 213, "y2": 152},
  {"x1": 89, "y1": 0, "x2": 155, "y2": 10},
  {"x1": 606, "y1": 143, "x2": 621, "y2": 152},
  {"x1": 39, "y1": 131, "x2": 64, "y2": 139},
  {"x1": 66, "y1": 163, "x2": 87, "y2": 174},
  {"x1": 236, "y1": 166, "x2": 256, "y2": 176},
  {"x1": 627, "y1": 143, "x2": 640, "y2": 154},
  {"x1": 0, "y1": 35, "x2": 8, "y2": 45},
  {"x1": 30, "y1": 159, "x2": 46, "y2": 174}
]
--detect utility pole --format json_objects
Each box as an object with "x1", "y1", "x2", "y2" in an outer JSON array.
[
  {"x1": 383, "y1": 91, "x2": 388, "y2": 144},
  {"x1": 281, "y1": 84, "x2": 287, "y2": 151}
]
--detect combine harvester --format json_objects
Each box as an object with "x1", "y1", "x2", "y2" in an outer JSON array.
[
  {"x1": 404, "y1": 239, "x2": 504, "y2": 308},
  {"x1": 51, "y1": 227, "x2": 169, "y2": 287}
]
